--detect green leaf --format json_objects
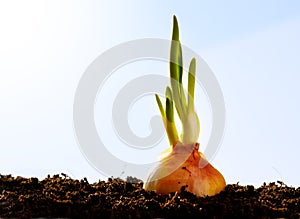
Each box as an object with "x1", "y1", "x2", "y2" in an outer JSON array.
[
  {"x1": 179, "y1": 83, "x2": 187, "y2": 112},
  {"x1": 165, "y1": 120, "x2": 179, "y2": 145},
  {"x1": 165, "y1": 86, "x2": 173, "y2": 101},
  {"x1": 166, "y1": 97, "x2": 174, "y2": 122},
  {"x1": 166, "y1": 87, "x2": 175, "y2": 123},
  {"x1": 155, "y1": 94, "x2": 165, "y2": 119},
  {"x1": 170, "y1": 15, "x2": 186, "y2": 120},
  {"x1": 172, "y1": 15, "x2": 180, "y2": 41},
  {"x1": 170, "y1": 16, "x2": 182, "y2": 84},
  {"x1": 188, "y1": 58, "x2": 196, "y2": 112}
]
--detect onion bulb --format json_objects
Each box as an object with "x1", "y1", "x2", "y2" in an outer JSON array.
[{"x1": 144, "y1": 142, "x2": 225, "y2": 196}]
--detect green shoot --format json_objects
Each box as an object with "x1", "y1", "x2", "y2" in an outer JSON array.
[
  {"x1": 188, "y1": 58, "x2": 196, "y2": 113},
  {"x1": 155, "y1": 15, "x2": 200, "y2": 146},
  {"x1": 155, "y1": 94, "x2": 165, "y2": 119},
  {"x1": 155, "y1": 91, "x2": 179, "y2": 145}
]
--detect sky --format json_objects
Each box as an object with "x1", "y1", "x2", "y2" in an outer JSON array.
[{"x1": 0, "y1": 0, "x2": 300, "y2": 187}]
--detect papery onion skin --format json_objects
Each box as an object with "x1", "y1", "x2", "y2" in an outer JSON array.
[{"x1": 144, "y1": 143, "x2": 226, "y2": 197}]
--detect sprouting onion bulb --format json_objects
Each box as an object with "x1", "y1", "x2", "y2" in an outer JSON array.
[{"x1": 144, "y1": 16, "x2": 226, "y2": 197}]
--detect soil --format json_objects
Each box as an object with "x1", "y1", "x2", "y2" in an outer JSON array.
[{"x1": 0, "y1": 174, "x2": 299, "y2": 219}]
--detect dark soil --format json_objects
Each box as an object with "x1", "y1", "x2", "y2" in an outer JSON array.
[{"x1": 0, "y1": 174, "x2": 299, "y2": 218}]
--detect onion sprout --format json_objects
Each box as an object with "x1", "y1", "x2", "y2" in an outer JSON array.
[{"x1": 155, "y1": 16, "x2": 200, "y2": 146}]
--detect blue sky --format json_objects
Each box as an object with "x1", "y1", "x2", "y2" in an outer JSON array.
[{"x1": 0, "y1": 0, "x2": 299, "y2": 187}]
